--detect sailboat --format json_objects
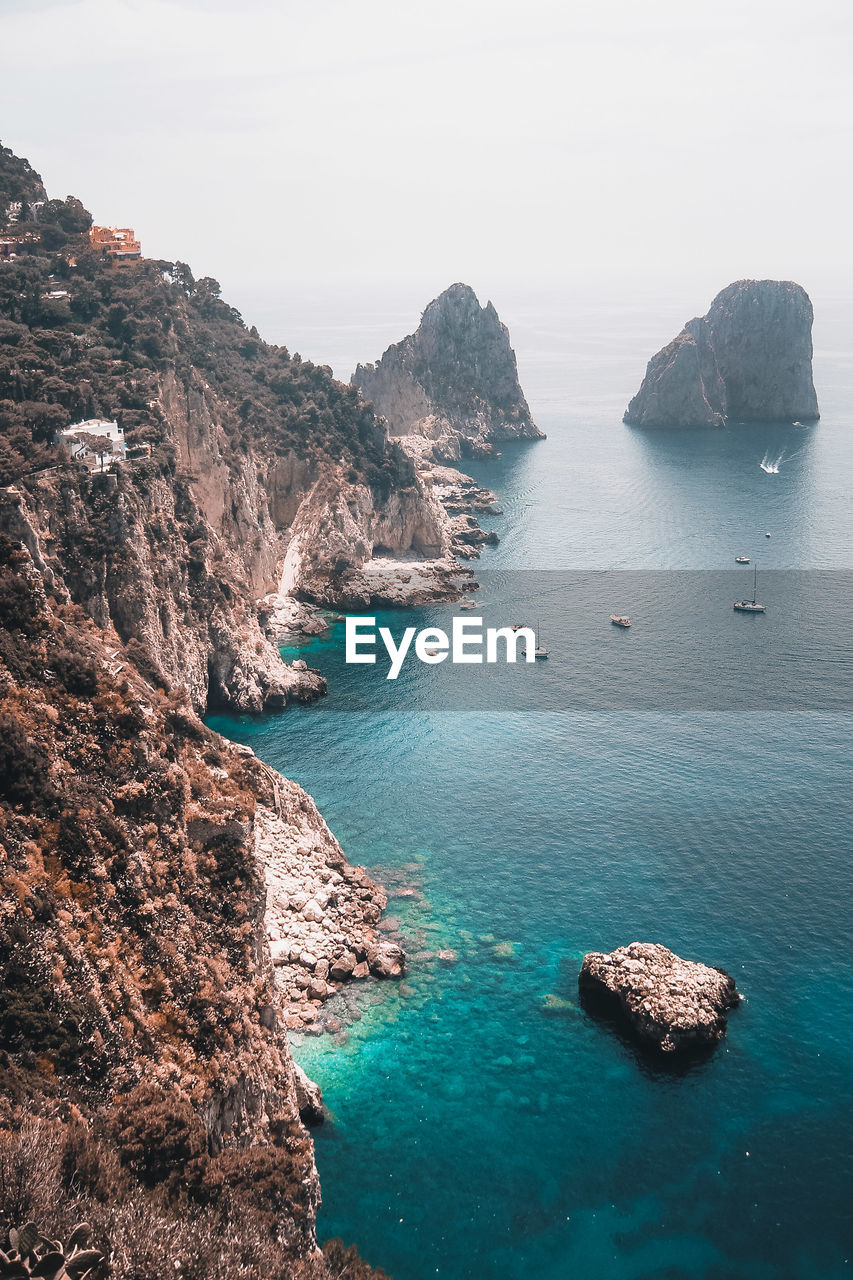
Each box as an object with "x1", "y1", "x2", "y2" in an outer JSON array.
[
  {"x1": 534, "y1": 619, "x2": 549, "y2": 659},
  {"x1": 734, "y1": 563, "x2": 766, "y2": 613}
]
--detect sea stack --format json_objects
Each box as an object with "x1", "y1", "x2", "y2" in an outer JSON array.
[
  {"x1": 624, "y1": 280, "x2": 819, "y2": 428},
  {"x1": 353, "y1": 283, "x2": 544, "y2": 462},
  {"x1": 578, "y1": 942, "x2": 740, "y2": 1054}
]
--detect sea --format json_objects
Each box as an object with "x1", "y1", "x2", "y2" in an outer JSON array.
[{"x1": 208, "y1": 282, "x2": 853, "y2": 1280}]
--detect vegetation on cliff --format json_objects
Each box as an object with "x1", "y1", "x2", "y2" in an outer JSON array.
[
  {"x1": 0, "y1": 142, "x2": 392, "y2": 1277},
  {"x1": 0, "y1": 141, "x2": 407, "y2": 495},
  {"x1": 0, "y1": 139, "x2": 434, "y2": 714},
  {"x1": 0, "y1": 533, "x2": 389, "y2": 1278}
]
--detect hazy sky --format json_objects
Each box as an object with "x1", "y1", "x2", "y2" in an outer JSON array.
[{"x1": 1, "y1": 0, "x2": 852, "y2": 318}]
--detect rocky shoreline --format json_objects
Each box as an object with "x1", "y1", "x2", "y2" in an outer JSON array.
[{"x1": 256, "y1": 797, "x2": 406, "y2": 1036}]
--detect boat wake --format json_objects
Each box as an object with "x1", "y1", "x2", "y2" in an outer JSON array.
[{"x1": 760, "y1": 441, "x2": 809, "y2": 474}]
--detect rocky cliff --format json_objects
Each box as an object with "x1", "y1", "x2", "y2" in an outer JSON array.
[
  {"x1": 624, "y1": 280, "x2": 819, "y2": 428},
  {"x1": 352, "y1": 283, "x2": 544, "y2": 462},
  {"x1": 0, "y1": 145, "x2": 479, "y2": 713},
  {"x1": 0, "y1": 532, "x2": 392, "y2": 1277},
  {"x1": 0, "y1": 140, "x2": 406, "y2": 1278}
]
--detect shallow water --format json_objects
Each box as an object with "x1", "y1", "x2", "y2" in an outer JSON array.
[{"x1": 210, "y1": 289, "x2": 853, "y2": 1279}]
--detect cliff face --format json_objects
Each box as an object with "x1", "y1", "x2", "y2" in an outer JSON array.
[
  {"x1": 624, "y1": 280, "x2": 819, "y2": 428},
  {"x1": 0, "y1": 536, "x2": 316, "y2": 1260},
  {"x1": 0, "y1": 414, "x2": 327, "y2": 715},
  {"x1": 0, "y1": 141, "x2": 408, "y2": 1277},
  {"x1": 352, "y1": 283, "x2": 544, "y2": 461},
  {"x1": 0, "y1": 533, "x2": 395, "y2": 1274},
  {"x1": 704, "y1": 280, "x2": 819, "y2": 422},
  {"x1": 0, "y1": 146, "x2": 462, "y2": 711}
]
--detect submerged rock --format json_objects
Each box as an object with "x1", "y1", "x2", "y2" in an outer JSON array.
[
  {"x1": 353, "y1": 283, "x2": 544, "y2": 461},
  {"x1": 624, "y1": 280, "x2": 819, "y2": 428},
  {"x1": 578, "y1": 942, "x2": 739, "y2": 1053}
]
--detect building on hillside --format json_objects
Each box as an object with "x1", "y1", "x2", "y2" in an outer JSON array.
[
  {"x1": 59, "y1": 419, "x2": 127, "y2": 471},
  {"x1": 5, "y1": 200, "x2": 45, "y2": 225},
  {"x1": 89, "y1": 225, "x2": 142, "y2": 263},
  {"x1": 0, "y1": 230, "x2": 40, "y2": 260}
]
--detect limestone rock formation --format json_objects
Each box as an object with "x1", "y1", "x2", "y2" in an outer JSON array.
[
  {"x1": 0, "y1": 540, "x2": 321, "y2": 1259},
  {"x1": 0, "y1": 132, "x2": 483, "y2": 714},
  {"x1": 625, "y1": 280, "x2": 819, "y2": 428},
  {"x1": 0, "y1": 533, "x2": 404, "y2": 1269},
  {"x1": 293, "y1": 1063, "x2": 326, "y2": 1127},
  {"x1": 578, "y1": 942, "x2": 740, "y2": 1053},
  {"x1": 353, "y1": 283, "x2": 544, "y2": 461}
]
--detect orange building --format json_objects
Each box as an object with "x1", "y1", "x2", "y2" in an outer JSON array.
[{"x1": 89, "y1": 225, "x2": 141, "y2": 263}]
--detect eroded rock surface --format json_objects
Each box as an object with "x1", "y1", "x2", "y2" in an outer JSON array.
[
  {"x1": 578, "y1": 942, "x2": 739, "y2": 1053},
  {"x1": 353, "y1": 283, "x2": 544, "y2": 461},
  {"x1": 625, "y1": 280, "x2": 819, "y2": 428}
]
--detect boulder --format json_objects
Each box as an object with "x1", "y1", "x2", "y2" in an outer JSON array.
[
  {"x1": 367, "y1": 939, "x2": 406, "y2": 979},
  {"x1": 329, "y1": 951, "x2": 357, "y2": 980},
  {"x1": 578, "y1": 942, "x2": 739, "y2": 1054}
]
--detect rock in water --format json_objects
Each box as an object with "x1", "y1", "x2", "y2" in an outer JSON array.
[
  {"x1": 292, "y1": 1062, "x2": 325, "y2": 1127},
  {"x1": 624, "y1": 280, "x2": 819, "y2": 428},
  {"x1": 353, "y1": 283, "x2": 544, "y2": 461},
  {"x1": 578, "y1": 942, "x2": 739, "y2": 1053}
]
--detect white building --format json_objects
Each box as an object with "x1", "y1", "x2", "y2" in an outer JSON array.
[{"x1": 59, "y1": 419, "x2": 127, "y2": 471}]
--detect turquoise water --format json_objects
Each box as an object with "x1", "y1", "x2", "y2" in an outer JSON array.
[{"x1": 210, "y1": 290, "x2": 853, "y2": 1279}]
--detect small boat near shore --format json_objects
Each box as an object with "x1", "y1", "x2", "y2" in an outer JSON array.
[
  {"x1": 459, "y1": 598, "x2": 478, "y2": 610},
  {"x1": 610, "y1": 614, "x2": 631, "y2": 628}
]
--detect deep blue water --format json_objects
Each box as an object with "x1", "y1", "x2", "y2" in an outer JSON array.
[{"x1": 210, "y1": 290, "x2": 853, "y2": 1279}]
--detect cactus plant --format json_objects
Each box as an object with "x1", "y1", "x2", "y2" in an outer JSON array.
[{"x1": 0, "y1": 1222, "x2": 103, "y2": 1279}]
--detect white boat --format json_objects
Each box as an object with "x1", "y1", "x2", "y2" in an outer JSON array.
[
  {"x1": 734, "y1": 564, "x2": 766, "y2": 613},
  {"x1": 534, "y1": 620, "x2": 548, "y2": 658},
  {"x1": 735, "y1": 556, "x2": 750, "y2": 564},
  {"x1": 610, "y1": 614, "x2": 631, "y2": 628},
  {"x1": 765, "y1": 532, "x2": 771, "y2": 538}
]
